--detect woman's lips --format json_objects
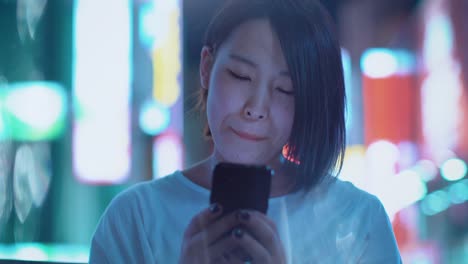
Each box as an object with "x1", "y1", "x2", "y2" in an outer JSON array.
[{"x1": 231, "y1": 128, "x2": 267, "y2": 141}]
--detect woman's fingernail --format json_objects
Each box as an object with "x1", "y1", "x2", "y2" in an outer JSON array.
[
  {"x1": 237, "y1": 210, "x2": 250, "y2": 221},
  {"x1": 232, "y1": 227, "x2": 244, "y2": 239},
  {"x1": 210, "y1": 203, "x2": 221, "y2": 214}
]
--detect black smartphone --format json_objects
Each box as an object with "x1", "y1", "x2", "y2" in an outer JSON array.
[{"x1": 210, "y1": 162, "x2": 272, "y2": 215}]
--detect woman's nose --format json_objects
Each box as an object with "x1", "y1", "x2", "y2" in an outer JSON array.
[
  {"x1": 243, "y1": 91, "x2": 269, "y2": 120},
  {"x1": 243, "y1": 108, "x2": 266, "y2": 120}
]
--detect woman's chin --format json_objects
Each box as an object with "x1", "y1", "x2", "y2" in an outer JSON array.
[{"x1": 215, "y1": 152, "x2": 273, "y2": 166}]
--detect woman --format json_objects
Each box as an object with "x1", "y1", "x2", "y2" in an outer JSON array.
[{"x1": 90, "y1": 0, "x2": 401, "y2": 263}]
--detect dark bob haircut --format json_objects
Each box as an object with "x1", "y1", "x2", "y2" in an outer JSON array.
[{"x1": 200, "y1": 0, "x2": 346, "y2": 192}]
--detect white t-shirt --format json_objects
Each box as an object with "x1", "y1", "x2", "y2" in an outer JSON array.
[{"x1": 89, "y1": 170, "x2": 401, "y2": 263}]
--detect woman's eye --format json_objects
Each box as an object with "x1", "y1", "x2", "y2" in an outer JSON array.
[
  {"x1": 228, "y1": 69, "x2": 251, "y2": 81},
  {"x1": 276, "y1": 87, "x2": 295, "y2": 95}
]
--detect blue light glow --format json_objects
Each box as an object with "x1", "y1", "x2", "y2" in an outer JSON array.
[
  {"x1": 139, "y1": 100, "x2": 171, "y2": 136},
  {"x1": 0, "y1": 97, "x2": 8, "y2": 140},
  {"x1": 361, "y1": 49, "x2": 398, "y2": 78},
  {"x1": 341, "y1": 48, "x2": 353, "y2": 130},
  {"x1": 448, "y1": 180, "x2": 468, "y2": 204},
  {"x1": 361, "y1": 49, "x2": 415, "y2": 78},
  {"x1": 0, "y1": 243, "x2": 89, "y2": 263},
  {"x1": 5, "y1": 83, "x2": 65, "y2": 130},
  {"x1": 441, "y1": 158, "x2": 467, "y2": 181},
  {"x1": 3, "y1": 82, "x2": 66, "y2": 141},
  {"x1": 421, "y1": 190, "x2": 450, "y2": 216},
  {"x1": 139, "y1": 3, "x2": 156, "y2": 48},
  {"x1": 139, "y1": 0, "x2": 178, "y2": 50}
]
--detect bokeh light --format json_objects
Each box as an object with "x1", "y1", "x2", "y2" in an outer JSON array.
[
  {"x1": 153, "y1": 133, "x2": 183, "y2": 179},
  {"x1": 152, "y1": 0, "x2": 182, "y2": 107},
  {"x1": 73, "y1": 0, "x2": 132, "y2": 184},
  {"x1": 441, "y1": 158, "x2": 467, "y2": 182},
  {"x1": 339, "y1": 145, "x2": 366, "y2": 188},
  {"x1": 421, "y1": 190, "x2": 450, "y2": 216},
  {"x1": 0, "y1": 142, "x2": 13, "y2": 232},
  {"x1": 4, "y1": 82, "x2": 67, "y2": 141},
  {"x1": 396, "y1": 169, "x2": 428, "y2": 206},
  {"x1": 139, "y1": 100, "x2": 171, "y2": 136},
  {"x1": 423, "y1": 12, "x2": 454, "y2": 70},
  {"x1": 361, "y1": 49, "x2": 398, "y2": 78},
  {"x1": 13, "y1": 145, "x2": 34, "y2": 224},
  {"x1": 413, "y1": 159, "x2": 438, "y2": 182},
  {"x1": 16, "y1": 0, "x2": 48, "y2": 42},
  {"x1": 448, "y1": 179, "x2": 468, "y2": 204}
]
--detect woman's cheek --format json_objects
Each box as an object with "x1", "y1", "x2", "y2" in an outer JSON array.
[
  {"x1": 215, "y1": 79, "x2": 247, "y2": 104},
  {"x1": 273, "y1": 99, "x2": 295, "y2": 135}
]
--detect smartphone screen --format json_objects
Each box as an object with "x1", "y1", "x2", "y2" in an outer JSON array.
[{"x1": 209, "y1": 162, "x2": 272, "y2": 215}]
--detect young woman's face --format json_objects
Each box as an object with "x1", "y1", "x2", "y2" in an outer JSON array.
[{"x1": 201, "y1": 19, "x2": 295, "y2": 165}]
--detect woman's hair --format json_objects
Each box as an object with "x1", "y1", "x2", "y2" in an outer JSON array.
[{"x1": 199, "y1": 0, "x2": 346, "y2": 192}]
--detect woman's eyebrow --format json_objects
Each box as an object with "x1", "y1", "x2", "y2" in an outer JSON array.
[
  {"x1": 229, "y1": 53, "x2": 290, "y2": 77},
  {"x1": 229, "y1": 53, "x2": 257, "y2": 68}
]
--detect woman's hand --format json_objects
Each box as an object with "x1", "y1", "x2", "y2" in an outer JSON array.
[
  {"x1": 229, "y1": 210, "x2": 287, "y2": 264},
  {"x1": 179, "y1": 204, "x2": 245, "y2": 264},
  {"x1": 179, "y1": 205, "x2": 286, "y2": 263}
]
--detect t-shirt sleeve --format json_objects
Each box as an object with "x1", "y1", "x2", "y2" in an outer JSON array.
[
  {"x1": 88, "y1": 190, "x2": 156, "y2": 264},
  {"x1": 357, "y1": 195, "x2": 402, "y2": 264}
]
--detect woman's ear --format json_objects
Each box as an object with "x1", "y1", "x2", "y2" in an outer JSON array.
[{"x1": 200, "y1": 46, "x2": 214, "y2": 90}]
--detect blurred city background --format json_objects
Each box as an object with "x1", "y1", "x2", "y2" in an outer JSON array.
[{"x1": 0, "y1": 0, "x2": 467, "y2": 263}]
